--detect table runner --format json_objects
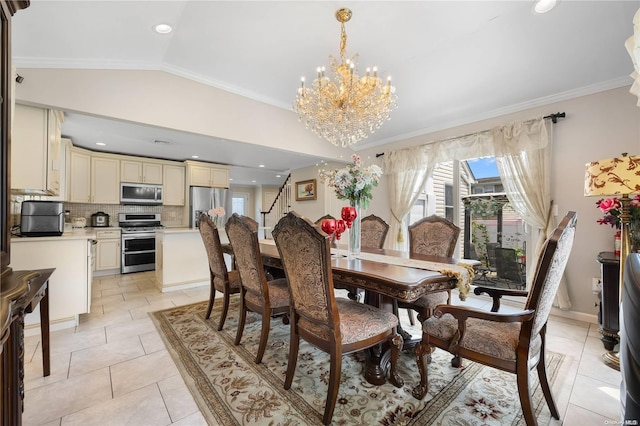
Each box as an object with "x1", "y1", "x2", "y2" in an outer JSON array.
[{"x1": 259, "y1": 239, "x2": 474, "y2": 300}]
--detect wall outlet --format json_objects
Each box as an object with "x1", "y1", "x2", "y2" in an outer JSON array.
[{"x1": 592, "y1": 277, "x2": 602, "y2": 293}]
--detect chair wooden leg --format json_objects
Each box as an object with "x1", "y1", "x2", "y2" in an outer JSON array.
[
  {"x1": 537, "y1": 352, "x2": 560, "y2": 419},
  {"x1": 205, "y1": 282, "x2": 216, "y2": 320},
  {"x1": 408, "y1": 309, "x2": 416, "y2": 326},
  {"x1": 388, "y1": 334, "x2": 404, "y2": 387},
  {"x1": 284, "y1": 330, "x2": 299, "y2": 390},
  {"x1": 218, "y1": 290, "x2": 232, "y2": 331},
  {"x1": 234, "y1": 297, "x2": 247, "y2": 345},
  {"x1": 516, "y1": 361, "x2": 537, "y2": 426},
  {"x1": 323, "y1": 351, "x2": 342, "y2": 425},
  {"x1": 254, "y1": 311, "x2": 271, "y2": 364},
  {"x1": 412, "y1": 335, "x2": 429, "y2": 399}
]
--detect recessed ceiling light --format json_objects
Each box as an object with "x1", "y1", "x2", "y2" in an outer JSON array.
[
  {"x1": 191, "y1": 155, "x2": 199, "y2": 159},
  {"x1": 96, "y1": 142, "x2": 106, "y2": 146},
  {"x1": 154, "y1": 23, "x2": 173, "y2": 34},
  {"x1": 276, "y1": 175, "x2": 281, "y2": 178},
  {"x1": 259, "y1": 164, "x2": 265, "y2": 168},
  {"x1": 229, "y1": 178, "x2": 233, "y2": 181},
  {"x1": 534, "y1": 0, "x2": 556, "y2": 14},
  {"x1": 251, "y1": 180, "x2": 256, "y2": 183}
]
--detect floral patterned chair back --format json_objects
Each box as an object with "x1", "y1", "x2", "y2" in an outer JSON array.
[
  {"x1": 361, "y1": 214, "x2": 389, "y2": 249},
  {"x1": 408, "y1": 215, "x2": 460, "y2": 257},
  {"x1": 226, "y1": 214, "x2": 267, "y2": 305},
  {"x1": 274, "y1": 211, "x2": 338, "y2": 338},
  {"x1": 199, "y1": 213, "x2": 231, "y2": 291},
  {"x1": 198, "y1": 213, "x2": 241, "y2": 326}
]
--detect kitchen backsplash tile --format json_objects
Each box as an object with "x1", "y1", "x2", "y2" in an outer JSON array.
[{"x1": 10, "y1": 195, "x2": 184, "y2": 228}]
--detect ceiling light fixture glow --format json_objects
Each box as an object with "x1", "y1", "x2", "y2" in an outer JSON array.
[
  {"x1": 534, "y1": 0, "x2": 557, "y2": 14},
  {"x1": 154, "y1": 23, "x2": 173, "y2": 34},
  {"x1": 96, "y1": 142, "x2": 106, "y2": 146},
  {"x1": 259, "y1": 164, "x2": 265, "y2": 168},
  {"x1": 191, "y1": 155, "x2": 199, "y2": 159}
]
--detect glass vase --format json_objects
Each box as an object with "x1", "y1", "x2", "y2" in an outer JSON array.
[{"x1": 349, "y1": 200, "x2": 361, "y2": 258}]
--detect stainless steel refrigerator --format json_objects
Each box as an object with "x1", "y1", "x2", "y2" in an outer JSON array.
[{"x1": 189, "y1": 186, "x2": 233, "y2": 228}]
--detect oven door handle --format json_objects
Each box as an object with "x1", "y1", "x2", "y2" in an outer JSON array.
[
  {"x1": 122, "y1": 234, "x2": 156, "y2": 240},
  {"x1": 123, "y1": 249, "x2": 156, "y2": 254}
]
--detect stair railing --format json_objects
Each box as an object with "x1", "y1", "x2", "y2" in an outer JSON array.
[{"x1": 260, "y1": 174, "x2": 291, "y2": 239}]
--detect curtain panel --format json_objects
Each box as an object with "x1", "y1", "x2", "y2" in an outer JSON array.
[{"x1": 383, "y1": 117, "x2": 571, "y2": 309}]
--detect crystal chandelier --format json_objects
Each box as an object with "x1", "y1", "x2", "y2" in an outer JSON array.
[{"x1": 294, "y1": 8, "x2": 397, "y2": 148}]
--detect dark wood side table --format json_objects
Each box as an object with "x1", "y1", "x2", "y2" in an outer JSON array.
[
  {"x1": 1, "y1": 268, "x2": 54, "y2": 426},
  {"x1": 596, "y1": 252, "x2": 620, "y2": 357}
]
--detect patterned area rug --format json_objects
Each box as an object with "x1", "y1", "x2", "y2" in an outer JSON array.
[{"x1": 150, "y1": 296, "x2": 566, "y2": 425}]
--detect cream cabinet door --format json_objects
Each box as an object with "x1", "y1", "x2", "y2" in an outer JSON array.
[
  {"x1": 121, "y1": 160, "x2": 143, "y2": 183},
  {"x1": 91, "y1": 156, "x2": 120, "y2": 204},
  {"x1": 11, "y1": 104, "x2": 48, "y2": 192},
  {"x1": 142, "y1": 162, "x2": 163, "y2": 184},
  {"x1": 211, "y1": 167, "x2": 229, "y2": 187},
  {"x1": 163, "y1": 164, "x2": 185, "y2": 206},
  {"x1": 96, "y1": 238, "x2": 121, "y2": 270},
  {"x1": 189, "y1": 164, "x2": 212, "y2": 187},
  {"x1": 121, "y1": 160, "x2": 162, "y2": 184},
  {"x1": 69, "y1": 149, "x2": 91, "y2": 203}
]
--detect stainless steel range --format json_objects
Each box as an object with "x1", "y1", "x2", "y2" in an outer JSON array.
[{"x1": 119, "y1": 213, "x2": 163, "y2": 274}]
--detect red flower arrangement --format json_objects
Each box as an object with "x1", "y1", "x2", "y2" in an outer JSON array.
[{"x1": 596, "y1": 195, "x2": 640, "y2": 228}]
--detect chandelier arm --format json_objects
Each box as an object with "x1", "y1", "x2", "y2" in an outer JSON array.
[{"x1": 340, "y1": 20, "x2": 347, "y2": 63}]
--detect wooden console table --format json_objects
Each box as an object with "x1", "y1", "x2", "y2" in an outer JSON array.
[
  {"x1": 596, "y1": 252, "x2": 620, "y2": 354},
  {"x1": 1, "y1": 268, "x2": 54, "y2": 426}
]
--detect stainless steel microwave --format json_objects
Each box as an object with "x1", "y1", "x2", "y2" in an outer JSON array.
[{"x1": 120, "y1": 182, "x2": 163, "y2": 205}]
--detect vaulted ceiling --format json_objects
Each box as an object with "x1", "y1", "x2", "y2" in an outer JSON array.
[{"x1": 12, "y1": 1, "x2": 638, "y2": 185}]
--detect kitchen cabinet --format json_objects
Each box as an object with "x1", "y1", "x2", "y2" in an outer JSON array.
[
  {"x1": 121, "y1": 159, "x2": 163, "y2": 184},
  {"x1": 163, "y1": 164, "x2": 186, "y2": 206},
  {"x1": 95, "y1": 229, "x2": 121, "y2": 272},
  {"x1": 69, "y1": 148, "x2": 92, "y2": 203},
  {"x1": 11, "y1": 233, "x2": 95, "y2": 328},
  {"x1": 11, "y1": 104, "x2": 64, "y2": 195},
  {"x1": 186, "y1": 161, "x2": 229, "y2": 188},
  {"x1": 91, "y1": 155, "x2": 120, "y2": 204}
]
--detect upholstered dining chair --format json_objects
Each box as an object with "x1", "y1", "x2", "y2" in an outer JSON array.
[
  {"x1": 225, "y1": 213, "x2": 291, "y2": 364},
  {"x1": 273, "y1": 211, "x2": 403, "y2": 426},
  {"x1": 412, "y1": 211, "x2": 577, "y2": 426},
  {"x1": 397, "y1": 215, "x2": 461, "y2": 323},
  {"x1": 198, "y1": 213, "x2": 241, "y2": 329},
  {"x1": 360, "y1": 214, "x2": 390, "y2": 249}
]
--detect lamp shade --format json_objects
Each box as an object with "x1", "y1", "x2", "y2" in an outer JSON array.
[{"x1": 585, "y1": 154, "x2": 640, "y2": 197}]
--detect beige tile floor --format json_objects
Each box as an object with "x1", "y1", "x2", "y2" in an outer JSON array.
[{"x1": 21, "y1": 271, "x2": 621, "y2": 425}]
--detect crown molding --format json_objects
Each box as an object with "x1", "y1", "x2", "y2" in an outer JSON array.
[{"x1": 357, "y1": 76, "x2": 633, "y2": 151}]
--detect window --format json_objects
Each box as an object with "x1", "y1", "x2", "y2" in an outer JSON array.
[
  {"x1": 232, "y1": 193, "x2": 249, "y2": 216},
  {"x1": 445, "y1": 184, "x2": 454, "y2": 222},
  {"x1": 407, "y1": 199, "x2": 426, "y2": 227}
]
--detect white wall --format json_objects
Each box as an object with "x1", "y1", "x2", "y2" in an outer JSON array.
[{"x1": 355, "y1": 86, "x2": 640, "y2": 318}]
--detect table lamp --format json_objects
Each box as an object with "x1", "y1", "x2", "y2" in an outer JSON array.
[{"x1": 585, "y1": 152, "x2": 640, "y2": 369}]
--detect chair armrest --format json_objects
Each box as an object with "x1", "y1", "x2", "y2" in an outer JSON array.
[
  {"x1": 434, "y1": 304, "x2": 535, "y2": 324},
  {"x1": 473, "y1": 286, "x2": 528, "y2": 312}
]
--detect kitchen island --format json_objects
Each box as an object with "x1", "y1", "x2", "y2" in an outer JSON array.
[
  {"x1": 11, "y1": 229, "x2": 96, "y2": 332},
  {"x1": 155, "y1": 227, "x2": 230, "y2": 292}
]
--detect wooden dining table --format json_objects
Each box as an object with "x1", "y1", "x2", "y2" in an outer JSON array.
[{"x1": 222, "y1": 241, "x2": 460, "y2": 385}]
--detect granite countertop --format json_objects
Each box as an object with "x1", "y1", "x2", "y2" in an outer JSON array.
[{"x1": 11, "y1": 228, "x2": 97, "y2": 242}]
